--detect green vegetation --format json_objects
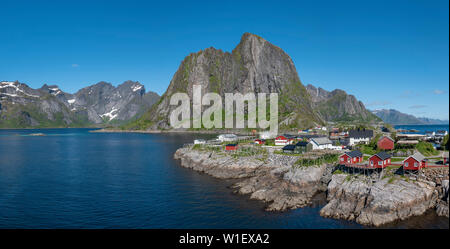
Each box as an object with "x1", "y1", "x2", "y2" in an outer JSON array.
[
  {"x1": 230, "y1": 146, "x2": 268, "y2": 159},
  {"x1": 333, "y1": 169, "x2": 345, "y2": 175},
  {"x1": 293, "y1": 153, "x2": 338, "y2": 168},
  {"x1": 442, "y1": 134, "x2": 449, "y2": 151},
  {"x1": 357, "y1": 144, "x2": 378, "y2": 155},
  {"x1": 0, "y1": 102, "x2": 90, "y2": 128},
  {"x1": 416, "y1": 141, "x2": 439, "y2": 156},
  {"x1": 192, "y1": 144, "x2": 221, "y2": 152}
]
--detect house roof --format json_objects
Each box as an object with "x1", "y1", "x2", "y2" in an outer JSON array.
[
  {"x1": 404, "y1": 152, "x2": 425, "y2": 163},
  {"x1": 282, "y1": 145, "x2": 296, "y2": 150},
  {"x1": 310, "y1": 137, "x2": 332, "y2": 145},
  {"x1": 283, "y1": 134, "x2": 297, "y2": 139},
  {"x1": 348, "y1": 129, "x2": 373, "y2": 139},
  {"x1": 219, "y1": 134, "x2": 237, "y2": 138},
  {"x1": 226, "y1": 144, "x2": 237, "y2": 146},
  {"x1": 344, "y1": 150, "x2": 363, "y2": 158},
  {"x1": 295, "y1": 141, "x2": 309, "y2": 147},
  {"x1": 378, "y1": 136, "x2": 394, "y2": 142},
  {"x1": 371, "y1": 151, "x2": 392, "y2": 160}
]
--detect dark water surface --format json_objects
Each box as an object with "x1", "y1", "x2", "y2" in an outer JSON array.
[
  {"x1": 394, "y1": 124, "x2": 449, "y2": 134},
  {"x1": 0, "y1": 129, "x2": 447, "y2": 228}
]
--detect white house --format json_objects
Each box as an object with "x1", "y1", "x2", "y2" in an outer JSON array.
[
  {"x1": 194, "y1": 139, "x2": 206, "y2": 145},
  {"x1": 217, "y1": 134, "x2": 238, "y2": 142},
  {"x1": 309, "y1": 137, "x2": 333, "y2": 150},
  {"x1": 348, "y1": 129, "x2": 373, "y2": 146},
  {"x1": 259, "y1": 131, "x2": 277, "y2": 139}
]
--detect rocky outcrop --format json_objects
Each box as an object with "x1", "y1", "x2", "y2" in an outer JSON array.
[
  {"x1": 306, "y1": 84, "x2": 380, "y2": 122},
  {"x1": 174, "y1": 147, "x2": 332, "y2": 211},
  {"x1": 128, "y1": 33, "x2": 324, "y2": 130},
  {"x1": 175, "y1": 146, "x2": 448, "y2": 226},
  {"x1": 320, "y1": 174, "x2": 438, "y2": 226}
]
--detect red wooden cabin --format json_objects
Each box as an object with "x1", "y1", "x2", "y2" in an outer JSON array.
[
  {"x1": 377, "y1": 136, "x2": 394, "y2": 150},
  {"x1": 368, "y1": 151, "x2": 391, "y2": 168},
  {"x1": 339, "y1": 150, "x2": 363, "y2": 165},
  {"x1": 254, "y1": 139, "x2": 265, "y2": 145},
  {"x1": 225, "y1": 144, "x2": 238, "y2": 151},
  {"x1": 403, "y1": 152, "x2": 427, "y2": 170}
]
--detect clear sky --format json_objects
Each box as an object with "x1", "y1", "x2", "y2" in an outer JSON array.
[{"x1": 1, "y1": 0, "x2": 448, "y2": 119}]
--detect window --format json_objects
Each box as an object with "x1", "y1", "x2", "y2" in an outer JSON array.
[
  {"x1": 378, "y1": 161, "x2": 382, "y2": 166},
  {"x1": 370, "y1": 161, "x2": 373, "y2": 166},
  {"x1": 341, "y1": 158, "x2": 344, "y2": 161},
  {"x1": 405, "y1": 162, "x2": 408, "y2": 167},
  {"x1": 414, "y1": 162, "x2": 418, "y2": 167},
  {"x1": 348, "y1": 159, "x2": 350, "y2": 163}
]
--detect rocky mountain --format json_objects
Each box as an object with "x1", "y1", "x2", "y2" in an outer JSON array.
[
  {"x1": 125, "y1": 33, "x2": 323, "y2": 130},
  {"x1": 372, "y1": 109, "x2": 449, "y2": 125},
  {"x1": 0, "y1": 81, "x2": 87, "y2": 128},
  {"x1": 0, "y1": 80, "x2": 160, "y2": 128},
  {"x1": 70, "y1": 80, "x2": 160, "y2": 124},
  {"x1": 306, "y1": 84, "x2": 380, "y2": 123}
]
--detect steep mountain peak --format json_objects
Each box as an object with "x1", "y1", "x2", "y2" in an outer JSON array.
[
  {"x1": 117, "y1": 80, "x2": 145, "y2": 94},
  {"x1": 124, "y1": 33, "x2": 323, "y2": 130}
]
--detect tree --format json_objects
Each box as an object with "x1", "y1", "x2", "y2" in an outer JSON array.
[{"x1": 442, "y1": 134, "x2": 449, "y2": 150}]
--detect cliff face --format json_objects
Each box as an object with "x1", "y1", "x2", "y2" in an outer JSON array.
[
  {"x1": 306, "y1": 84, "x2": 380, "y2": 122},
  {"x1": 0, "y1": 80, "x2": 160, "y2": 128},
  {"x1": 126, "y1": 33, "x2": 324, "y2": 130}
]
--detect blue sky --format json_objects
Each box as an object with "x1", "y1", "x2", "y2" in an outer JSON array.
[{"x1": 1, "y1": 0, "x2": 448, "y2": 119}]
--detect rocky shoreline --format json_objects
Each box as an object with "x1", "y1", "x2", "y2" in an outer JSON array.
[{"x1": 174, "y1": 146, "x2": 449, "y2": 227}]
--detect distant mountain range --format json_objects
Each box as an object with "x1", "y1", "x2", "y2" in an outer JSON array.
[
  {"x1": 371, "y1": 109, "x2": 449, "y2": 125},
  {"x1": 0, "y1": 80, "x2": 160, "y2": 128}
]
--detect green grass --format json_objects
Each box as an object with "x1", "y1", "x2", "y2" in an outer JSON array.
[
  {"x1": 333, "y1": 169, "x2": 345, "y2": 175},
  {"x1": 358, "y1": 144, "x2": 378, "y2": 155},
  {"x1": 416, "y1": 141, "x2": 439, "y2": 156},
  {"x1": 294, "y1": 153, "x2": 339, "y2": 168}
]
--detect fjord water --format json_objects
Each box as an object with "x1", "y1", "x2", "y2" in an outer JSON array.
[
  {"x1": 393, "y1": 124, "x2": 449, "y2": 134},
  {"x1": 0, "y1": 129, "x2": 447, "y2": 228}
]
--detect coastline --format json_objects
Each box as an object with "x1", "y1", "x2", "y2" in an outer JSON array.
[
  {"x1": 90, "y1": 128, "x2": 257, "y2": 135},
  {"x1": 174, "y1": 145, "x2": 449, "y2": 227}
]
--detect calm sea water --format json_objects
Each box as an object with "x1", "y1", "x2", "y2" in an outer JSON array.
[
  {"x1": 0, "y1": 128, "x2": 447, "y2": 228},
  {"x1": 394, "y1": 124, "x2": 449, "y2": 134}
]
